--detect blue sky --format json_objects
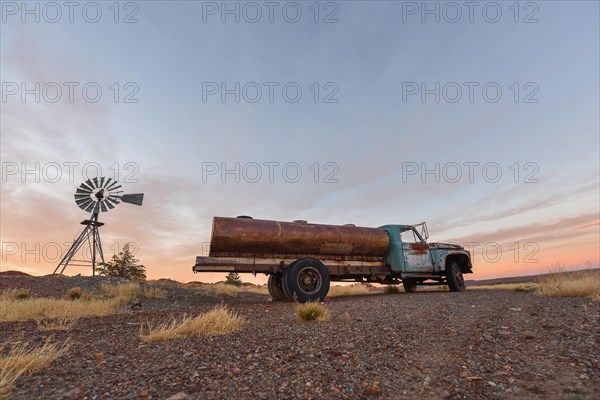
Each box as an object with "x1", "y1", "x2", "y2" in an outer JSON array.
[{"x1": 1, "y1": 1, "x2": 598, "y2": 281}]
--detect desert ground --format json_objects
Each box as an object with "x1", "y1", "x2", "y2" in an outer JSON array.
[{"x1": 1, "y1": 272, "x2": 598, "y2": 400}]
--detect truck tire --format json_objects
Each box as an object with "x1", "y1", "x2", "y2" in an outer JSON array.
[
  {"x1": 281, "y1": 262, "x2": 297, "y2": 301},
  {"x1": 402, "y1": 280, "x2": 417, "y2": 292},
  {"x1": 285, "y1": 258, "x2": 330, "y2": 303},
  {"x1": 446, "y1": 261, "x2": 465, "y2": 292},
  {"x1": 268, "y1": 274, "x2": 289, "y2": 301}
]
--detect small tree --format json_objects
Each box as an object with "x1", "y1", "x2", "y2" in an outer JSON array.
[
  {"x1": 225, "y1": 272, "x2": 242, "y2": 287},
  {"x1": 101, "y1": 244, "x2": 146, "y2": 280}
]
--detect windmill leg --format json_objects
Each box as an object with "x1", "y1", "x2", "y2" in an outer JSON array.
[
  {"x1": 92, "y1": 225, "x2": 97, "y2": 276},
  {"x1": 94, "y1": 228, "x2": 106, "y2": 275},
  {"x1": 54, "y1": 226, "x2": 92, "y2": 275}
]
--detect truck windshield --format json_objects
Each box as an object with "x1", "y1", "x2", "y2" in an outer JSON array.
[{"x1": 400, "y1": 229, "x2": 420, "y2": 243}]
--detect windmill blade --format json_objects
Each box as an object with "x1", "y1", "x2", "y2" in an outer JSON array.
[
  {"x1": 105, "y1": 179, "x2": 120, "y2": 191},
  {"x1": 99, "y1": 176, "x2": 106, "y2": 188},
  {"x1": 84, "y1": 200, "x2": 98, "y2": 213},
  {"x1": 102, "y1": 177, "x2": 113, "y2": 188},
  {"x1": 76, "y1": 186, "x2": 92, "y2": 195},
  {"x1": 104, "y1": 199, "x2": 116, "y2": 210},
  {"x1": 107, "y1": 184, "x2": 122, "y2": 193},
  {"x1": 75, "y1": 194, "x2": 92, "y2": 201},
  {"x1": 92, "y1": 177, "x2": 100, "y2": 189},
  {"x1": 107, "y1": 195, "x2": 121, "y2": 205},
  {"x1": 75, "y1": 189, "x2": 92, "y2": 196},
  {"x1": 100, "y1": 201, "x2": 108, "y2": 212},
  {"x1": 81, "y1": 180, "x2": 95, "y2": 192},
  {"x1": 76, "y1": 198, "x2": 94, "y2": 210},
  {"x1": 120, "y1": 193, "x2": 144, "y2": 206}
]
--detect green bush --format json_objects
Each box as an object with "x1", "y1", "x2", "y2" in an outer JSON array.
[
  {"x1": 16, "y1": 289, "x2": 31, "y2": 300},
  {"x1": 67, "y1": 287, "x2": 82, "y2": 300},
  {"x1": 100, "y1": 244, "x2": 146, "y2": 280},
  {"x1": 225, "y1": 272, "x2": 242, "y2": 287}
]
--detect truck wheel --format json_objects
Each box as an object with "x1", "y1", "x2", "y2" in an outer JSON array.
[
  {"x1": 446, "y1": 261, "x2": 465, "y2": 292},
  {"x1": 268, "y1": 274, "x2": 289, "y2": 301},
  {"x1": 281, "y1": 262, "x2": 297, "y2": 301},
  {"x1": 403, "y1": 280, "x2": 417, "y2": 292},
  {"x1": 285, "y1": 258, "x2": 330, "y2": 303}
]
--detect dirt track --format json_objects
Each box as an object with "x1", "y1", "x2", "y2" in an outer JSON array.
[{"x1": 1, "y1": 276, "x2": 599, "y2": 400}]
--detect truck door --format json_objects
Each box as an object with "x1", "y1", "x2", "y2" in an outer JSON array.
[{"x1": 400, "y1": 228, "x2": 433, "y2": 273}]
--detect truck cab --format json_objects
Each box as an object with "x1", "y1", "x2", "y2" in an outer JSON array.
[{"x1": 379, "y1": 223, "x2": 472, "y2": 292}]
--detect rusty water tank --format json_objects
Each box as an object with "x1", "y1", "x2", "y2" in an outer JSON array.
[{"x1": 209, "y1": 217, "x2": 390, "y2": 257}]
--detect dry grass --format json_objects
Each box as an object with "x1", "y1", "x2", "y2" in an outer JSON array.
[
  {"x1": 139, "y1": 305, "x2": 245, "y2": 342},
  {"x1": 0, "y1": 289, "x2": 31, "y2": 301},
  {"x1": 0, "y1": 340, "x2": 68, "y2": 398},
  {"x1": 472, "y1": 283, "x2": 538, "y2": 292},
  {"x1": 211, "y1": 283, "x2": 268, "y2": 297},
  {"x1": 100, "y1": 283, "x2": 142, "y2": 305},
  {"x1": 143, "y1": 287, "x2": 168, "y2": 299},
  {"x1": 36, "y1": 317, "x2": 79, "y2": 331},
  {"x1": 327, "y1": 285, "x2": 370, "y2": 298},
  {"x1": 0, "y1": 297, "x2": 117, "y2": 322},
  {"x1": 296, "y1": 302, "x2": 329, "y2": 322},
  {"x1": 0, "y1": 282, "x2": 171, "y2": 323},
  {"x1": 536, "y1": 269, "x2": 599, "y2": 300}
]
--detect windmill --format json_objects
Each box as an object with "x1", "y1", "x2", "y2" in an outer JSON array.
[{"x1": 53, "y1": 177, "x2": 144, "y2": 276}]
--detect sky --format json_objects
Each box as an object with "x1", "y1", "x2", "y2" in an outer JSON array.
[{"x1": 1, "y1": 0, "x2": 599, "y2": 283}]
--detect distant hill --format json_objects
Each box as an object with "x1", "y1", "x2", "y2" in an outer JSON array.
[{"x1": 0, "y1": 270, "x2": 32, "y2": 276}]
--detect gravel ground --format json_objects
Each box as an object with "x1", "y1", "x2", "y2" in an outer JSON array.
[{"x1": 1, "y1": 276, "x2": 598, "y2": 400}]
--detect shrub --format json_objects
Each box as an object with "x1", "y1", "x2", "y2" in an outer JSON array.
[
  {"x1": 140, "y1": 305, "x2": 245, "y2": 342},
  {"x1": 383, "y1": 285, "x2": 400, "y2": 294},
  {"x1": 67, "y1": 287, "x2": 82, "y2": 300},
  {"x1": 296, "y1": 302, "x2": 329, "y2": 322},
  {"x1": 100, "y1": 244, "x2": 146, "y2": 280},
  {"x1": 225, "y1": 272, "x2": 242, "y2": 287}
]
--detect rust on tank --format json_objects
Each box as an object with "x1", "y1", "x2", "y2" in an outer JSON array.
[{"x1": 209, "y1": 217, "x2": 390, "y2": 258}]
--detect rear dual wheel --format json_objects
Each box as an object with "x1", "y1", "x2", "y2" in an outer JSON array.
[
  {"x1": 283, "y1": 258, "x2": 330, "y2": 303},
  {"x1": 267, "y1": 274, "x2": 288, "y2": 301}
]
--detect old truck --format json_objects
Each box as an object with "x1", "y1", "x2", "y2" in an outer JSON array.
[{"x1": 193, "y1": 216, "x2": 473, "y2": 302}]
